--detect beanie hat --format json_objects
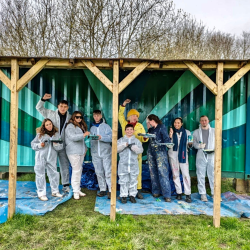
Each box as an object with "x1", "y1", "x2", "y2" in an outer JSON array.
[{"x1": 127, "y1": 109, "x2": 140, "y2": 119}]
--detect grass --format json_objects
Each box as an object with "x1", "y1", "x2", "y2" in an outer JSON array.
[{"x1": 0, "y1": 175, "x2": 250, "y2": 249}]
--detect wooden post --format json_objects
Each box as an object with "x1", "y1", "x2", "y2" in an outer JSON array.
[
  {"x1": 110, "y1": 60, "x2": 119, "y2": 221},
  {"x1": 213, "y1": 62, "x2": 223, "y2": 228},
  {"x1": 8, "y1": 59, "x2": 19, "y2": 219}
]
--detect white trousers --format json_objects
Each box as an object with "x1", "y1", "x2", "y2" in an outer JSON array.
[
  {"x1": 68, "y1": 154, "x2": 84, "y2": 193},
  {"x1": 118, "y1": 173, "x2": 138, "y2": 197}
]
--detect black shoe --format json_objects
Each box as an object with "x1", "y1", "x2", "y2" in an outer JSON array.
[
  {"x1": 176, "y1": 194, "x2": 182, "y2": 200},
  {"x1": 136, "y1": 191, "x2": 144, "y2": 199},
  {"x1": 153, "y1": 194, "x2": 161, "y2": 198},
  {"x1": 129, "y1": 196, "x2": 137, "y2": 203},
  {"x1": 185, "y1": 195, "x2": 192, "y2": 203},
  {"x1": 97, "y1": 191, "x2": 106, "y2": 197},
  {"x1": 164, "y1": 198, "x2": 171, "y2": 202},
  {"x1": 107, "y1": 192, "x2": 111, "y2": 199},
  {"x1": 121, "y1": 197, "x2": 127, "y2": 204}
]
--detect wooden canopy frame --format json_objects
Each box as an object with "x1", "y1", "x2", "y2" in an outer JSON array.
[{"x1": 0, "y1": 57, "x2": 250, "y2": 228}]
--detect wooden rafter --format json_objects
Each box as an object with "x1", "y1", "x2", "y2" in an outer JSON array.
[
  {"x1": 184, "y1": 61, "x2": 218, "y2": 95},
  {"x1": 82, "y1": 60, "x2": 113, "y2": 93},
  {"x1": 223, "y1": 62, "x2": 250, "y2": 95},
  {"x1": 17, "y1": 59, "x2": 50, "y2": 92},
  {"x1": 0, "y1": 69, "x2": 11, "y2": 89},
  {"x1": 118, "y1": 61, "x2": 150, "y2": 94}
]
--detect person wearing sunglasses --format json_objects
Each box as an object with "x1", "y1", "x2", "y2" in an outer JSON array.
[{"x1": 65, "y1": 111, "x2": 90, "y2": 200}]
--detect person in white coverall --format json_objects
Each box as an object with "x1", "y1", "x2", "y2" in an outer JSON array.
[
  {"x1": 31, "y1": 119, "x2": 64, "y2": 201},
  {"x1": 36, "y1": 93, "x2": 71, "y2": 192},
  {"x1": 65, "y1": 111, "x2": 90, "y2": 200},
  {"x1": 168, "y1": 117, "x2": 192, "y2": 203},
  {"x1": 90, "y1": 110, "x2": 112, "y2": 199},
  {"x1": 193, "y1": 115, "x2": 215, "y2": 202},
  {"x1": 117, "y1": 124, "x2": 144, "y2": 204}
]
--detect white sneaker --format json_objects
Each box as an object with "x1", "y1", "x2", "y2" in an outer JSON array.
[
  {"x1": 39, "y1": 195, "x2": 48, "y2": 201},
  {"x1": 52, "y1": 192, "x2": 63, "y2": 198},
  {"x1": 79, "y1": 191, "x2": 86, "y2": 197},
  {"x1": 62, "y1": 186, "x2": 70, "y2": 192},
  {"x1": 201, "y1": 194, "x2": 208, "y2": 202},
  {"x1": 74, "y1": 192, "x2": 80, "y2": 200}
]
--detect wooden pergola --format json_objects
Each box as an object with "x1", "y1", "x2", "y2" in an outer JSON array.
[{"x1": 0, "y1": 57, "x2": 250, "y2": 228}]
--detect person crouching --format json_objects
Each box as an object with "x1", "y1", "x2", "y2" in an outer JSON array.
[
  {"x1": 31, "y1": 119, "x2": 63, "y2": 201},
  {"x1": 117, "y1": 124, "x2": 143, "y2": 204}
]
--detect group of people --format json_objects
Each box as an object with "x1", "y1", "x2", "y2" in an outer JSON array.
[{"x1": 31, "y1": 95, "x2": 215, "y2": 204}]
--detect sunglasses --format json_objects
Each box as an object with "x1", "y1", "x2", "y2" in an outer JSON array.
[{"x1": 75, "y1": 116, "x2": 83, "y2": 119}]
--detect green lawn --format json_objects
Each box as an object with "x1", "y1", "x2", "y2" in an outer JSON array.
[{"x1": 0, "y1": 175, "x2": 250, "y2": 250}]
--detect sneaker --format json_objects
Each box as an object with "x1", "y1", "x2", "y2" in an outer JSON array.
[
  {"x1": 62, "y1": 185, "x2": 70, "y2": 193},
  {"x1": 79, "y1": 191, "x2": 86, "y2": 197},
  {"x1": 107, "y1": 192, "x2": 111, "y2": 199},
  {"x1": 136, "y1": 191, "x2": 144, "y2": 199},
  {"x1": 129, "y1": 196, "x2": 137, "y2": 203},
  {"x1": 97, "y1": 191, "x2": 106, "y2": 197},
  {"x1": 74, "y1": 192, "x2": 80, "y2": 200},
  {"x1": 121, "y1": 197, "x2": 127, "y2": 204},
  {"x1": 39, "y1": 195, "x2": 48, "y2": 201},
  {"x1": 52, "y1": 192, "x2": 63, "y2": 198},
  {"x1": 176, "y1": 194, "x2": 182, "y2": 200},
  {"x1": 164, "y1": 198, "x2": 171, "y2": 202},
  {"x1": 153, "y1": 194, "x2": 161, "y2": 198},
  {"x1": 185, "y1": 195, "x2": 192, "y2": 203},
  {"x1": 201, "y1": 194, "x2": 208, "y2": 202}
]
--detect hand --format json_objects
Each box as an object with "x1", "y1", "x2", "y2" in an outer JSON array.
[
  {"x1": 169, "y1": 128, "x2": 173, "y2": 138},
  {"x1": 43, "y1": 93, "x2": 51, "y2": 100},
  {"x1": 126, "y1": 142, "x2": 128, "y2": 147},
  {"x1": 84, "y1": 131, "x2": 90, "y2": 137},
  {"x1": 199, "y1": 143, "x2": 206, "y2": 149},
  {"x1": 123, "y1": 99, "x2": 131, "y2": 106},
  {"x1": 41, "y1": 142, "x2": 45, "y2": 147},
  {"x1": 98, "y1": 135, "x2": 102, "y2": 140}
]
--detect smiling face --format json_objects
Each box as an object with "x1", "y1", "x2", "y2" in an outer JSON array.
[
  {"x1": 74, "y1": 113, "x2": 83, "y2": 123},
  {"x1": 128, "y1": 114, "x2": 138, "y2": 123},
  {"x1": 200, "y1": 116, "x2": 209, "y2": 128},
  {"x1": 174, "y1": 119, "x2": 183, "y2": 130},
  {"x1": 45, "y1": 120, "x2": 53, "y2": 131},
  {"x1": 148, "y1": 119, "x2": 157, "y2": 128},
  {"x1": 93, "y1": 113, "x2": 102, "y2": 123},
  {"x1": 125, "y1": 127, "x2": 134, "y2": 137},
  {"x1": 58, "y1": 103, "x2": 69, "y2": 115}
]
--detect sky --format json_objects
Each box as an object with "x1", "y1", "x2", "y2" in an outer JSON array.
[{"x1": 173, "y1": 0, "x2": 250, "y2": 37}]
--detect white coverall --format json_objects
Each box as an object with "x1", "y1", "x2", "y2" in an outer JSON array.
[
  {"x1": 193, "y1": 124, "x2": 215, "y2": 195},
  {"x1": 36, "y1": 100, "x2": 71, "y2": 186},
  {"x1": 168, "y1": 129, "x2": 191, "y2": 195},
  {"x1": 117, "y1": 135, "x2": 143, "y2": 197},
  {"x1": 90, "y1": 120, "x2": 112, "y2": 192},
  {"x1": 31, "y1": 132, "x2": 63, "y2": 197}
]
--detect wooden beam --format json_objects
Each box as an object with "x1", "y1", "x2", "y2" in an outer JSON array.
[
  {"x1": 0, "y1": 69, "x2": 11, "y2": 89},
  {"x1": 8, "y1": 59, "x2": 19, "y2": 219},
  {"x1": 17, "y1": 59, "x2": 49, "y2": 92},
  {"x1": 82, "y1": 60, "x2": 113, "y2": 92},
  {"x1": 110, "y1": 60, "x2": 119, "y2": 221},
  {"x1": 213, "y1": 62, "x2": 224, "y2": 228},
  {"x1": 223, "y1": 62, "x2": 250, "y2": 95},
  {"x1": 184, "y1": 61, "x2": 218, "y2": 95},
  {"x1": 118, "y1": 61, "x2": 150, "y2": 94}
]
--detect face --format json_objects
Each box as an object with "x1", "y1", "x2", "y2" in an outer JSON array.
[
  {"x1": 45, "y1": 120, "x2": 53, "y2": 131},
  {"x1": 174, "y1": 119, "x2": 183, "y2": 130},
  {"x1": 93, "y1": 113, "x2": 102, "y2": 123},
  {"x1": 200, "y1": 116, "x2": 209, "y2": 127},
  {"x1": 128, "y1": 115, "x2": 138, "y2": 123},
  {"x1": 58, "y1": 103, "x2": 69, "y2": 115},
  {"x1": 74, "y1": 113, "x2": 83, "y2": 123},
  {"x1": 148, "y1": 119, "x2": 157, "y2": 127},
  {"x1": 125, "y1": 127, "x2": 134, "y2": 137}
]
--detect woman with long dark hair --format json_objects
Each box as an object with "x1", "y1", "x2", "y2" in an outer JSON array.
[
  {"x1": 31, "y1": 118, "x2": 63, "y2": 201},
  {"x1": 168, "y1": 117, "x2": 192, "y2": 203},
  {"x1": 146, "y1": 114, "x2": 172, "y2": 202},
  {"x1": 65, "y1": 111, "x2": 90, "y2": 200}
]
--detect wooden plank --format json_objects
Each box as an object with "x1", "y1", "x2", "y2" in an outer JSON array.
[
  {"x1": 119, "y1": 61, "x2": 150, "y2": 93},
  {"x1": 0, "y1": 69, "x2": 11, "y2": 89},
  {"x1": 82, "y1": 60, "x2": 113, "y2": 92},
  {"x1": 223, "y1": 62, "x2": 250, "y2": 94},
  {"x1": 184, "y1": 61, "x2": 218, "y2": 95},
  {"x1": 110, "y1": 60, "x2": 119, "y2": 221},
  {"x1": 8, "y1": 59, "x2": 19, "y2": 219},
  {"x1": 17, "y1": 59, "x2": 49, "y2": 92},
  {"x1": 213, "y1": 62, "x2": 224, "y2": 228}
]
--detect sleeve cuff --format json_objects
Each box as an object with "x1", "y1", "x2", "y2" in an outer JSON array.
[{"x1": 41, "y1": 98, "x2": 46, "y2": 102}]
